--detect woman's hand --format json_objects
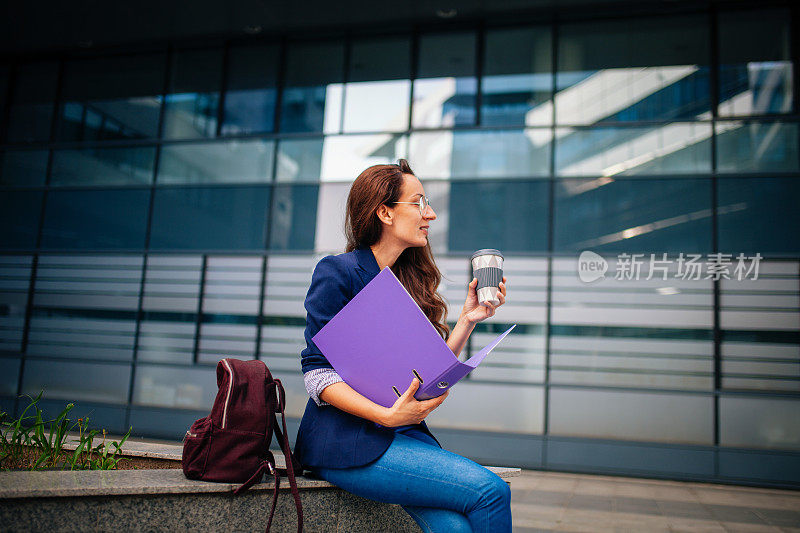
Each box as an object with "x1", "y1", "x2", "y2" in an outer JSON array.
[
  {"x1": 381, "y1": 378, "x2": 448, "y2": 427},
  {"x1": 460, "y1": 276, "x2": 507, "y2": 325}
]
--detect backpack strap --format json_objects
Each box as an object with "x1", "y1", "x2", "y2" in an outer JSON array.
[
  {"x1": 231, "y1": 378, "x2": 304, "y2": 533},
  {"x1": 265, "y1": 466, "x2": 281, "y2": 533},
  {"x1": 233, "y1": 459, "x2": 281, "y2": 531},
  {"x1": 273, "y1": 379, "x2": 304, "y2": 533},
  {"x1": 233, "y1": 449, "x2": 275, "y2": 494}
]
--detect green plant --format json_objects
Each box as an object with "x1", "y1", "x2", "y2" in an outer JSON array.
[
  {"x1": 87, "y1": 428, "x2": 131, "y2": 470},
  {"x1": 65, "y1": 417, "x2": 97, "y2": 470},
  {"x1": 0, "y1": 391, "x2": 45, "y2": 468},
  {"x1": 29, "y1": 398, "x2": 79, "y2": 468},
  {"x1": 0, "y1": 391, "x2": 132, "y2": 471}
]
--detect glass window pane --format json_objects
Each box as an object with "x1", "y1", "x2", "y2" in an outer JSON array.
[
  {"x1": 343, "y1": 80, "x2": 410, "y2": 133},
  {"x1": 150, "y1": 186, "x2": 270, "y2": 250},
  {"x1": 260, "y1": 323, "x2": 306, "y2": 373},
  {"x1": 410, "y1": 129, "x2": 551, "y2": 179},
  {"x1": 133, "y1": 364, "x2": 217, "y2": 409},
  {"x1": 41, "y1": 190, "x2": 149, "y2": 250},
  {"x1": 721, "y1": 396, "x2": 800, "y2": 450},
  {"x1": 421, "y1": 181, "x2": 449, "y2": 255},
  {"x1": 343, "y1": 37, "x2": 411, "y2": 133},
  {"x1": 721, "y1": 261, "x2": 800, "y2": 392},
  {"x1": 0, "y1": 256, "x2": 32, "y2": 353},
  {"x1": 33, "y1": 255, "x2": 143, "y2": 311},
  {"x1": 413, "y1": 32, "x2": 477, "y2": 128},
  {"x1": 22, "y1": 359, "x2": 131, "y2": 404},
  {"x1": 427, "y1": 382, "x2": 544, "y2": 434},
  {"x1": 0, "y1": 357, "x2": 21, "y2": 395},
  {"x1": 483, "y1": 26, "x2": 552, "y2": 127},
  {"x1": 280, "y1": 41, "x2": 345, "y2": 134},
  {"x1": 27, "y1": 311, "x2": 136, "y2": 361},
  {"x1": 0, "y1": 65, "x2": 9, "y2": 117},
  {"x1": 157, "y1": 140, "x2": 274, "y2": 184},
  {"x1": 717, "y1": 177, "x2": 800, "y2": 256},
  {"x1": 557, "y1": 16, "x2": 710, "y2": 125},
  {"x1": 163, "y1": 49, "x2": 222, "y2": 139},
  {"x1": 554, "y1": 178, "x2": 713, "y2": 254},
  {"x1": 276, "y1": 134, "x2": 408, "y2": 183},
  {"x1": 549, "y1": 388, "x2": 713, "y2": 444},
  {"x1": 0, "y1": 149, "x2": 49, "y2": 186},
  {"x1": 722, "y1": 341, "x2": 800, "y2": 392},
  {"x1": 201, "y1": 256, "x2": 262, "y2": 315},
  {"x1": 268, "y1": 184, "x2": 319, "y2": 251},
  {"x1": 716, "y1": 121, "x2": 798, "y2": 173},
  {"x1": 262, "y1": 254, "x2": 317, "y2": 317},
  {"x1": 550, "y1": 328, "x2": 714, "y2": 390},
  {"x1": 718, "y1": 9, "x2": 793, "y2": 116},
  {"x1": 312, "y1": 183, "x2": 351, "y2": 253},
  {"x1": 6, "y1": 62, "x2": 59, "y2": 142},
  {"x1": 50, "y1": 146, "x2": 156, "y2": 186},
  {"x1": 552, "y1": 257, "x2": 715, "y2": 330},
  {"x1": 142, "y1": 254, "x2": 203, "y2": 313},
  {"x1": 222, "y1": 44, "x2": 279, "y2": 135},
  {"x1": 555, "y1": 124, "x2": 712, "y2": 177},
  {"x1": 0, "y1": 191, "x2": 43, "y2": 249},
  {"x1": 320, "y1": 134, "x2": 407, "y2": 182},
  {"x1": 448, "y1": 180, "x2": 549, "y2": 253},
  {"x1": 275, "y1": 137, "x2": 323, "y2": 183},
  {"x1": 139, "y1": 255, "x2": 200, "y2": 363},
  {"x1": 350, "y1": 36, "x2": 411, "y2": 83},
  {"x1": 138, "y1": 318, "x2": 197, "y2": 364},
  {"x1": 57, "y1": 53, "x2": 166, "y2": 141},
  {"x1": 198, "y1": 321, "x2": 258, "y2": 363}
]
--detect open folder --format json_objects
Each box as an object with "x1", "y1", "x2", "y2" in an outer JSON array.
[{"x1": 312, "y1": 266, "x2": 516, "y2": 408}]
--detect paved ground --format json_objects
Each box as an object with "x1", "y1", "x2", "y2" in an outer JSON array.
[{"x1": 510, "y1": 470, "x2": 800, "y2": 532}]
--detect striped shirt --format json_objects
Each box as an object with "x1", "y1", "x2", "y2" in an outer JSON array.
[{"x1": 303, "y1": 367, "x2": 344, "y2": 406}]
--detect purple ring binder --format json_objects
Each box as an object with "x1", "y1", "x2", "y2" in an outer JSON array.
[{"x1": 312, "y1": 267, "x2": 516, "y2": 408}]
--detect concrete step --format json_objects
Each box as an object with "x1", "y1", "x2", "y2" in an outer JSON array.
[{"x1": 3, "y1": 436, "x2": 520, "y2": 532}]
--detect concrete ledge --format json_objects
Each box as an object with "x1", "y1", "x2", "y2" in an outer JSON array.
[
  {"x1": 2, "y1": 437, "x2": 520, "y2": 532},
  {"x1": 59, "y1": 434, "x2": 208, "y2": 463},
  {"x1": 0, "y1": 468, "x2": 327, "y2": 498},
  {"x1": 3, "y1": 490, "x2": 340, "y2": 533},
  {"x1": 0, "y1": 465, "x2": 519, "y2": 499},
  {"x1": 1, "y1": 469, "x2": 519, "y2": 533}
]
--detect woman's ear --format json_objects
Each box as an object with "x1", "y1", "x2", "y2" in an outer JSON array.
[{"x1": 376, "y1": 204, "x2": 393, "y2": 226}]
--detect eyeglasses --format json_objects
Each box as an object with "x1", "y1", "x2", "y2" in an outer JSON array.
[{"x1": 393, "y1": 196, "x2": 431, "y2": 216}]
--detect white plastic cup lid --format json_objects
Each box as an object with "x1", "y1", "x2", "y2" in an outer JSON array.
[{"x1": 470, "y1": 249, "x2": 504, "y2": 261}]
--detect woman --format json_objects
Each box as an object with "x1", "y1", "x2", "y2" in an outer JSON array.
[{"x1": 295, "y1": 159, "x2": 511, "y2": 532}]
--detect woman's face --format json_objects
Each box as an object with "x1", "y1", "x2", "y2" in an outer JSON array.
[{"x1": 386, "y1": 174, "x2": 437, "y2": 249}]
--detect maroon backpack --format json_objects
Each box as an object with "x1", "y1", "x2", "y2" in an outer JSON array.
[{"x1": 182, "y1": 358, "x2": 303, "y2": 532}]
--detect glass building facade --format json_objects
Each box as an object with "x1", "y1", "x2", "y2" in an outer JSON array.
[{"x1": 1, "y1": 4, "x2": 798, "y2": 487}]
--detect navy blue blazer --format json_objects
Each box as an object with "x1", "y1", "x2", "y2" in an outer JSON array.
[{"x1": 295, "y1": 245, "x2": 439, "y2": 470}]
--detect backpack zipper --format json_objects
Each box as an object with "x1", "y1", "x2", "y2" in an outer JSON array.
[{"x1": 221, "y1": 358, "x2": 234, "y2": 429}]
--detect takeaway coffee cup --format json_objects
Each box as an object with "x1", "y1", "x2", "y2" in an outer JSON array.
[{"x1": 471, "y1": 249, "x2": 504, "y2": 307}]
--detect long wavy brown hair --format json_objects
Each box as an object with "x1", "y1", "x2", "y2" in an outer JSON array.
[{"x1": 344, "y1": 159, "x2": 450, "y2": 340}]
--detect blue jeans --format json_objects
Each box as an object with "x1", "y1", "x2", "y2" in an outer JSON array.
[{"x1": 313, "y1": 433, "x2": 512, "y2": 532}]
